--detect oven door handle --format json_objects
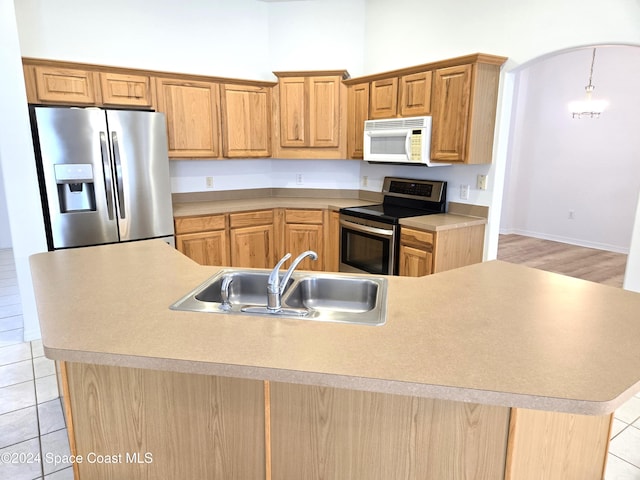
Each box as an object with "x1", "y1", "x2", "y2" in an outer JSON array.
[{"x1": 340, "y1": 219, "x2": 394, "y2": 237}]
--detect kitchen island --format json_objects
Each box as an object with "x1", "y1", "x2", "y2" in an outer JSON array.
[{"x1": 30, "y1": 240, "x2": 640, "y2": 479}]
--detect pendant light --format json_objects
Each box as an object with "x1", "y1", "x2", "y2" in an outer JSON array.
[{"x1": 568, "y1": 48, "x2": 609, "y2": 119}]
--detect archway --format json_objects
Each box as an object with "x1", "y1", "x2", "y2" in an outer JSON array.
[{"x1": 497, "y1": 44, "x2": 640, "y2": 285}]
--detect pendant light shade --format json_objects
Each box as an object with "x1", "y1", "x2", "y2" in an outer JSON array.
[{"x1": 569, "y1": 48, "x2": 609, "y2": 119}]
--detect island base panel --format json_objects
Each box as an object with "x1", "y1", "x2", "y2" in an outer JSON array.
[
  {"x1": 65, "y1": 362, "x2": 266, "y2": 480},
  {"x1": 505, "y1": 407, "x2": 612, "y2": 480},
  {"x1": 270, "y1": 382, "x2": 511, "y2": 479}
]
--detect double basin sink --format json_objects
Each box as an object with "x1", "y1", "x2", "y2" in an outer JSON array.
[{"x1": 170, "y1": 269, "x2": 388, "y2": 326}]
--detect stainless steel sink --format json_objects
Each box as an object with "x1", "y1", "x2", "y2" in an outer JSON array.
[
  {"x1": 284, "y1": 276, "x2": 379, "y2": 313},
  {"x1": 170, "y1": 269, "x2": 387, "y2": 325},
  {"x1": 194, "y1": 270, "x2": 293, "y2": 306}
]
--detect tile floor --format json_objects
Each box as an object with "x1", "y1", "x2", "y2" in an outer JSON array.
[
  {"x1": 0, "y1": 249, "x2": 72, "y2": 480},
  {"x1": 0, "y1": 247, "x2": 639, "y2": 479}
]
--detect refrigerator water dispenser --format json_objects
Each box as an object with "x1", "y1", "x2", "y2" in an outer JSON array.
[{"x1": 54, "y1": 164, "x2": 97, "y2": 213}]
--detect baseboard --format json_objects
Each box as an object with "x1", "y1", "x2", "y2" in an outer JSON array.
[
  {"x1": 499, "y1": 228, "x2": 630, "y2": 255},
  {"x1": 23, "y1": 327, "x2": 42, "y2": 342}
]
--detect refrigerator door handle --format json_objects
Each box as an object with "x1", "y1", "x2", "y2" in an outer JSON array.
[
  {"x1": 111, "y1": 131, "x2": 126, "y2": 219},
  {"x1": 99, "y1": 132, "x2": 115, "y2": 220}
]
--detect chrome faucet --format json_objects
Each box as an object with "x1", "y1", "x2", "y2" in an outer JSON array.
[
  {"x1": 267, "y1": 250, "x2": 318, "y2": 311},
  {"x1": 219, "y1": 275, "x2": 233, "y2": 311}
]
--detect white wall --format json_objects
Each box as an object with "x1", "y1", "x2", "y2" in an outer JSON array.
[
  {"x1": 268, "y1": 0, "x2": 365, "y2": 76},
  {"x1": 624, "y1": 192, "x2": 640, "y2": 292},
  {"x1": 363, "y1": 0, "x2": 640, "y2": 72},
  {"x1": 170, "y1": 159, "x2": 360, "y2": 192},
  {"x1": 15, "y1": 0, "x2": 272, "y2": 80},
  {"x1": 501, "y1": 46, "x2": 640, "y2": 253},
  {"x1": 0, "y1": 0, "x2": 48, "y2": 340},
  {"x1": 0, "y1": 163, "x2": 12, "y2": 248}
]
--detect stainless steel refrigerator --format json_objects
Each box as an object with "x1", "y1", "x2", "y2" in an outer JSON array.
[{"x1": 30, "y1": 106, "x2": 174, "y2": 250}]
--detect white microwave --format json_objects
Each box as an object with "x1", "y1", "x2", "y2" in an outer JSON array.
[{"x1": 363, "y1": 116, "x2": 449, "y2": 166}]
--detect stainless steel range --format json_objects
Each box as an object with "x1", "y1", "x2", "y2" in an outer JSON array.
[{"x1": 339, "y1": 177, "x2": 447, "y2": 275}]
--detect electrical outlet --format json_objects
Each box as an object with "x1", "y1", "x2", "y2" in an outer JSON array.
[
  {"x1": 296, "y1": 173, "x2": 304, "y2": 185},
  {"x1": 460, "y1": 184, "x2": 470, "y2": 200},
  {"x1": 568, "y1": 210, "x2": 575, "y2": 220},
  {"x1": 205, "y1": 176, "x2": 214, "y2": 189},
  {"x1": 477, "y1": 174, "x2": 488, "y2": 191},
  {"x1": 362, "y1": 175, "x2": 368, "y2": 187}
]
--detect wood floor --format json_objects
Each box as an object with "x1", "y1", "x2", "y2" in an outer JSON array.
[{"x1": 497, "y1": 234, "x2": 628, "y2": 288}]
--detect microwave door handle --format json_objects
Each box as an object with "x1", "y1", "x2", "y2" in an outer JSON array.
[
  {"x1": 99, "y1": 132, "x2": 115, "y2": 220},
  {"x1": 405, "y1": 132, "x2": 412, "y2": 160}
]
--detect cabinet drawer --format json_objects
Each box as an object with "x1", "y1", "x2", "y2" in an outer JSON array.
[
  {"x1": 100, "y1": 72, "x2": 153, "y2": 107},
  {"x1": 230, "y1": 210, "x2": 274, "y2": 228},
  {"x1": 285, "y1": 209, "x2": 324, "y2": 224},
  {"x1": 175, "y1": 214, "x2": 226, "y2": 234},
  {"x1": 400, "y1": 227, "x2": 434, "y2": 248},
  {"x1": 33, "y1": 66, "x2": 97, "y2": 104}
]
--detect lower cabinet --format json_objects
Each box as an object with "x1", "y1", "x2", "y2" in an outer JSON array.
[
  {"x1": 325, "y1": 211, "x2": 340, "y2": 272},
  {"x1": 269, "y1": 382, "x2": 510, "y2": 479},
  {"x1": 229, "y1": 210, "x2": 277, "y2": 268},
  {"x1": 399, "y1": 228, "x2": 434, "y2": 277},
  {"x1": 283, "y1": 209, "x2": 325, "y2": 271},
  {"x1": 176, "y1": 209, "x2": 485, "y2": 276},
  {"x1": 399, "y1": 224, "x2": 485, "y2": 277},
  {"x1": 175, "y1": 214, "x2": 230, "y2": 266},
  {"x1": 60, "y1": 362, "x2": 612, "y2": 480},
  {"x1": 176, "y1": 208, "x2": 338, "y2": 271}
]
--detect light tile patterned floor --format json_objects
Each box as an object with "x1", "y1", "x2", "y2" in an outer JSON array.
[
  {"x1": 0, "y1": 249, "x2": 72, "y2": 480},
  {"x1": 1, "y1": 247, "x2": 639, "y2": 479}
]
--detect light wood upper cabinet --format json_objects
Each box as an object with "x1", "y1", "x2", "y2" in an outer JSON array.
[
  {"x1": 346, "y1": 54, "x2": 506, "y2": 164},
  {"x1": 273, "y1": 71, "x2": 347, "y2": 157},
  {"x1": 347, "y1": 82, "x2": 369, "y2": 159},
  {"x1": 31, "y1": 65, "x2": 98, "y2": 105},
  {"x1": 369, "y1": 71, "x2": 432, "y2": 119},
  {"x1": 430, "y1": 65, "x2": 472, "y2": 163},
  {"x1": 278, "y1": 77, "x2": 307, "y2": 147},
  {"x1": 369, "y1": 78, "x2": 398, "y2": 119},
  {"x1": 431, "y1": 62, "x2": 502, "y2": 164},
  {"x1": 399, "y1": 71, "x2": 432, "y2": 117},
  {"x1": 277, "y1": 74, "x2": 341, "y2": 147},
  {"x1": 308, "y1": 76, "x2": 341, "y2": 147},
  {"x1": 220, "y1": 84, "x2": 272, "y2": 158},
  {"x1": 100, "y1": 72, "x2": 154, "y2": 108},
  {"x1": 156, "y1": 78, "x2": 220, "y2": 158}
]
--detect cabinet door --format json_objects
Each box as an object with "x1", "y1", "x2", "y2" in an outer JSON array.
[
  {"x1": 347, "y1": 83, "x2": 369, "y2": 159},
  {"x1": 221, "y1": 84, "x2": 272, "y2": 157},
  {"x1": 176, "y1": 230, "x2": 230, "y2": 266},
  {"x1": 325, "y1": 211, "x2": 340, "y2": 272},
  {"x1": 100, "y1": 72, "x2": 154, "y2": 107},
  {"x1": 308, "y1": 76, "x2": 340, "y2": 147},
  {"x1": 430, "y1": 65, "x2": 472, "y2": 162},
  {"x1": 32, "y1": 66, "x2": 97, "y2": 104},
  {"x1": 284, "y1": 224, "x2": 324, "y2": 271},
  {"x1": 369, "y1": 78, "x2": 398, "y2": 119},
  {"x1": 399, "y1": 244, "x2": 432, "y2": 277},
  {"x1": 279, "y1": 77, "x2": 307, "y2": 147},
  {"x1": 399, "y1": 71, "x2": 432, "y2": 117},
  {"x1": 230, "y1": 224, "x2": 275, "y2": 268},
  {"x1": 156, "y1": 78, "x2": 220, "y2": 158}
]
